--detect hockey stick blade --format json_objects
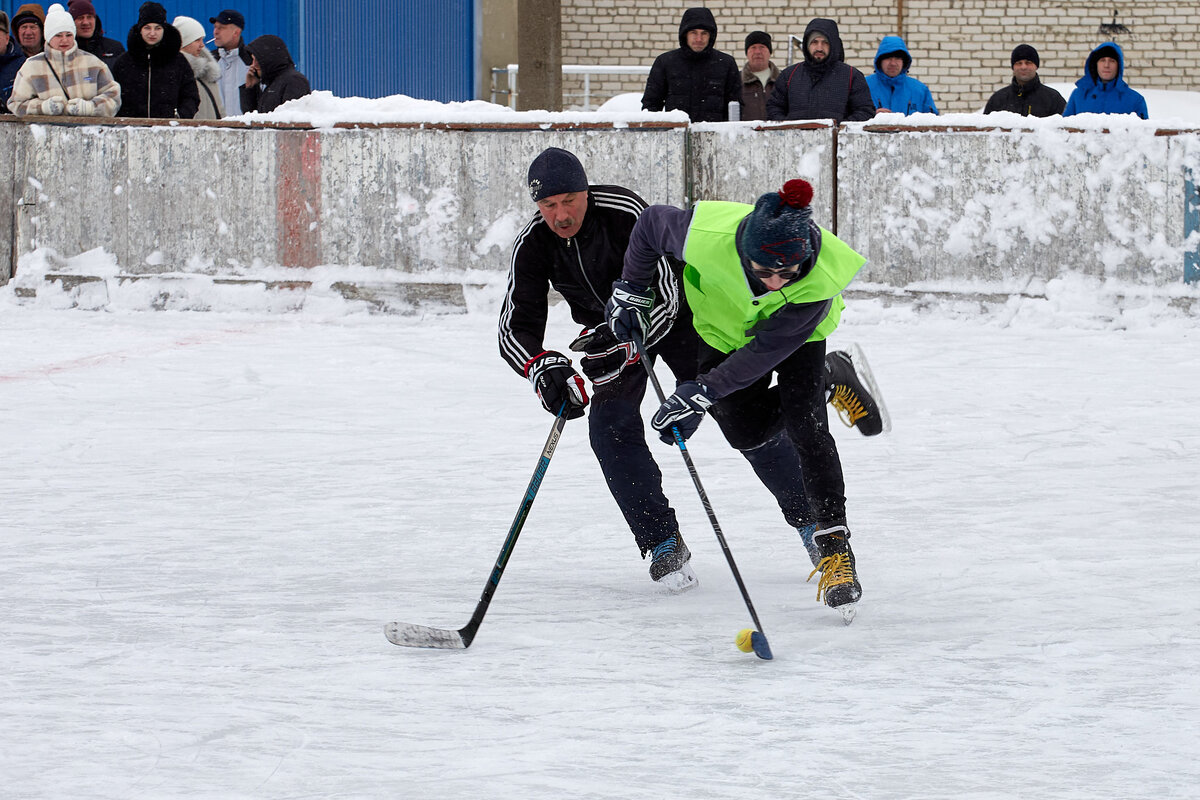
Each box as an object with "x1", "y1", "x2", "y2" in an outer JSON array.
[{"x1": 384, "y1": 621, "x2": 467, "y2": 650}]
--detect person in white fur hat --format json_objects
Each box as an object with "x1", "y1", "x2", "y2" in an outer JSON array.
[
  {"x1": 7, "y1": 2, "x2": 119, "y2": 117},
  {"x1": 173, "y1": 15, "x2": 223, "y2": 119}
]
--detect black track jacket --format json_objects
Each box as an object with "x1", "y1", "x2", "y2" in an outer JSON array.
[{"x1": 499, "y1": 185, "x2": 680, "y2": 376}]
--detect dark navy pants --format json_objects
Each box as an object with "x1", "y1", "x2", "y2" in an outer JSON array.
[{"x1": 587, "y1": 318, "x2": 697, "y2": 554}]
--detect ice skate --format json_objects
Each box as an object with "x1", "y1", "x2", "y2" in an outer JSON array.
[
  {"x1": 649, "y1": 532, "x2": 698, "y2": 593},
  {"x1": 807, "y1": 525, "x2": 861, "y2": 624},
  {"x1": 825, "y1": 343, "x2": 890, "y2": 436}
]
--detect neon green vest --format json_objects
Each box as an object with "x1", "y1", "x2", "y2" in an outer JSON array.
[{"x1": 680, "y1": 201, "x2": 866, "y2": 353}]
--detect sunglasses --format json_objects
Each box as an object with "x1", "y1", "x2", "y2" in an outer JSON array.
[{"x1": 751, "y1": 265, "x2": 802, "y2": 282}]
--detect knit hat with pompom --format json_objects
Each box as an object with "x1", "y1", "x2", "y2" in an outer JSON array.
[{"x1": 740, "y1": 179, "x2": 819, "y2": 271}]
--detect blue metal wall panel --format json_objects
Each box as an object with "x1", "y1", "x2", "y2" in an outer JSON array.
[
  {"x1": 69, "y1": 0, "x2": 476, "y2": 102},
  {"x1": 297, "y1": 0, "x2": 476, "y2": 101}
]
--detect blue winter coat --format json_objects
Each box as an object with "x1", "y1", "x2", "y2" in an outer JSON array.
[
  {"x1": 864, "y1": 35, "x2": 938, "y2": 115},
  {"x1": 1063, "y1": 42, "x2": 1148, "y2": 119},
  {"x1": 0, "y1": 38, "x2": 26, "y2": 113}
]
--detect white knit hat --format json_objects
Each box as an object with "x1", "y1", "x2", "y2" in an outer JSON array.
[
  {"x1": 172, "y1": 15, "x2": 206, "y2": 47},
  {"x1": 43, "y1": 3, "x2": 75, "y2": 41}
]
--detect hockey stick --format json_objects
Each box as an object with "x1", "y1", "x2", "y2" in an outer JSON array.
[
  {"x1": 385, "y1": 405, "x2": 568, "y2": 650},
  {"x1": 630, "y1": 331, "x2": 773, "y2": 660}
]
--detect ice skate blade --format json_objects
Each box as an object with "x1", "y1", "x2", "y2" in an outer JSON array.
[
  {"x1": 655, "y1": 563, "x2": 699, "y2": 593},
  {"x1": 847, "y1": 342, "x2": 891, "y2": 435},
  {"x1": 835, "y1": 602, "x2": 858, "y2": 625}
]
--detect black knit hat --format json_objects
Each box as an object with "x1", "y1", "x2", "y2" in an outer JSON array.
[
  {"x1": 526, "y1": 148, "x2": 588, "y2": 202},
  {"x1": 745, "y1": 31, "x2": 772, "y2": 53},
  {"x1": 740, "y1": 180, "x2": 818, "y2": 271},
  {"x1": 1011, "y1": 43, "x2": 1039, "y2": 67},
  {"x1": 136, "y1": 2, "x2": 168, "y2": 27}
]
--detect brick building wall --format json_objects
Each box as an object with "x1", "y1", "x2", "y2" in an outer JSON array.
[{"x1": 556, "y1": 0, "x2": 1200, "y2": 113}]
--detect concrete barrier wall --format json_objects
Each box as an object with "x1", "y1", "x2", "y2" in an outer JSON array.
[
  {"x1": 838, "y1": 124, "x2": 1200, "y2": 288},
  {"x1": 689, "y1": 123, "x2": 835, "y2": 221},
  {"x1": 3, "y1": 117, "x2": 1197, "y2": 312}
]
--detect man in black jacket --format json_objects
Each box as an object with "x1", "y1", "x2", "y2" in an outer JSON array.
[
  {"x1": 239, "y1": 34, "x2": 310, "y2": 113},
  {"x1": 983, "y1": 44, "x2": 1066, "y2": 117},
  {"x1": 68, "y1": 0, "x2": 122, "y2": 68},
  {"x1": 767, "y1": 18, "x2": 875, "y2": 122},
  {"x1": 641, "y1": 7, "x2": 740, "y2": 122},
  {"x1": 500, "y1": 147, "x2": 701, "y2": 591}
]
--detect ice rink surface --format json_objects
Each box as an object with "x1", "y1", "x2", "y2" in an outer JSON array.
[{"x1": 2, "y1": 300, "x2": 1197, "y2": 798}]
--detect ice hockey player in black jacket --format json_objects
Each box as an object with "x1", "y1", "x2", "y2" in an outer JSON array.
[{"x1": 499, "y1": 147, "x2": 701, "y2": 592}]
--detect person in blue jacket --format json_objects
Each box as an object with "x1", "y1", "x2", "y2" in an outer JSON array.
[
  {"x1": 1064, "y1": 42, "x2": 1148, "y2": 119},
  {"x1": 864, "y1": 35, "x2": 938, "y2": 115}
]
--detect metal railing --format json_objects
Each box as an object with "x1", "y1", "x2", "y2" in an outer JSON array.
[{"x1": 490, "y1": 64, "x2": 651, "y2": 110}]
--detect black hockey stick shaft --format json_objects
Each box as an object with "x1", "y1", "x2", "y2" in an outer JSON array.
[
  {"x1": 457, "y1": 406, "x2": 568, "y2": 647},
  {"x1": 630, "y1": 331, "x2": 769, "y2": 641},
  {"x1": 387, "y1": 405, "x2": 567, "y2": 649}
]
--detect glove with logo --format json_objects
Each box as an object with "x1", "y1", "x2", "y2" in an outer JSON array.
[
  {"x1": 524, "y1": 350, "x2": 589, "y2": 420},
  {"x1": 568, "y1": 324, "x2": 641, "y2": 387},
  {"x1": 605, "y1": 281, "x2": 655, "y2": 343},
  {"x1": 650, "y1": 381, "x2": 713, "y2": 444},
  {"x1": 40, "y1": 98, "x2": 67, "y2": 116}
]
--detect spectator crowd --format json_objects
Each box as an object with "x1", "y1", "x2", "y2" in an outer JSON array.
[
  {"x1": 642, "y1": 8, "x2": 1149, "y2": 123},
  {"x1": 0, "y1": 1, "x2": 311, "y2": 119}
]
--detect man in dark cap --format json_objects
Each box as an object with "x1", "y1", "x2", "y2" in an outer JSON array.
[
  {"x1": 739, "y1": 30, "x2": 778, "y2": 121},
  {"x1": 641, "y1": 7, "x2": 741, "y2": 122},
  {"x1": 209, "y1": 8, "x2": 249, "y2": 115},
  {"x1": 68, "y1": 0, "x2": 123, "y2": 68},
  {"x1": 606, "y1": 178, "x2": 879, "y2": 623},
  {"x1": 499, "y1": 147, "x2": 703, "y2": 592},
  {"x1": 984, "y1": 43, "x2": 1066, "y2": 116}
]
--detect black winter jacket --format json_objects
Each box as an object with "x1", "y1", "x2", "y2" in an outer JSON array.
[
  {"x1": 766, "y1": 18, "x2": 874, "y2": 122},
  {"x1": 640, "y1": 7, "x2": 740, "y2": 122},
  {"x1": 983, "y1": 76, "x2": 1066, "y2": 117},
  {"x1": 499, "y1": 185, "x2": 681, "y2": 376},
  {"x1": 111, "y1": 23, "x2": 199, "y2": 118},
  {"x1": 239, "y1": 35, "x2": 311, "y2": 113}
]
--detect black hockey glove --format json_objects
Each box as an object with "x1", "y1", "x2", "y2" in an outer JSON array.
[
  {"x1": 605, "y1": 281, "x2": 655, "y2": 343},
  {"x1": 524, "y1": 351, "x2": 589, "y2": 420},
  {"x1": 568, "y1": 325, "x2": 641, "y2": 387},
  {"x1": 650, "y1": 381, "x2": 713, "y2": 444}
]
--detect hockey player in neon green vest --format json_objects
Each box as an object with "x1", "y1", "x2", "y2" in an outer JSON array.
[{"x1": 605, "y1": 179, "x2": 868, "y2": 621}]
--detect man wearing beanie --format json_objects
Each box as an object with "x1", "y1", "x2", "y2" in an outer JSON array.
[
  {"x1": 7, "y1": 2, "x2": 120, "y2": 117},
  {"x1": 984, "y1": 43, "x2": 1065, "y2": 116},
  {"x1": 739, "y1": 31, "x2": 778, "y2": 121},
  {"x1": 606, "y1": 179, "x2": 883, "y2": 621},
  {"x1": 68, "y1": 0, "x2": 123, "y2": 68},
  {"x1": 12, "y1": 3, "x2": 45, "y2": 57},
  {"x1": 500, "y1": 147, "x2": 703, "y2": 591},
  {"x1": 641, "y1": 7, "x2": 741, "y2": 122}
]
